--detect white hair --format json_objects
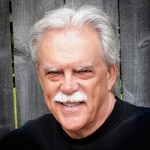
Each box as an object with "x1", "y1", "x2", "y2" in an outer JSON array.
[
  {"x1": 29, "y1": 5, "x2": 120, "y2": 66},
  {"x1": 53, "y1": 91, "x2": 87, "y2": 103}
]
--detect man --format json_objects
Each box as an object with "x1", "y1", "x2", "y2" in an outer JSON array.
[{"x1": 0, "y1": 5, "x2": 150, "y2": 150}]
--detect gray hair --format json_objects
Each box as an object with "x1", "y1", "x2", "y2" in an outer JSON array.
[{"x1": 29, "y1": 5, "x2": 120, "y2": 66}]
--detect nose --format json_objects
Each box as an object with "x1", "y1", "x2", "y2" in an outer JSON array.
[{"x1": 60, "y1": 73, "x2": 79, "y2": 95}]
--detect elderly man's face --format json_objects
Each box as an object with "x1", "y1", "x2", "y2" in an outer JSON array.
[{"x1": 38, "y1": 26, "x2": 117, "y2": 138}]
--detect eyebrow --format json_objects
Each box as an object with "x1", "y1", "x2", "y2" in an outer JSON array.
[
  {"x1": 42, "y1": 66, "x2": 59, "y2": 74},
  {"x1": 75, "y1": 65, "x2": 96, "y2": 71},
  {"x1": 41, "y1": 64, "x2": 97, "y2": 73}
]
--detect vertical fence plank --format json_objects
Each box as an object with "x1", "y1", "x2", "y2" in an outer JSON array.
[
  {"x1": 1, "y1": 0, "x2": 150, "y2": 140},
  {"x1": 0, "y1": 0, "x2": 15, "y2": 139},
  {"x1": 120, "y1": 0, "x2": 150, "y2": 107},
  {"x1": 66, "y1": 0, "x2": 120, "y2": 97},
  {"x1": 11, "y1": 0, "x2": 64, "y2": 127}
]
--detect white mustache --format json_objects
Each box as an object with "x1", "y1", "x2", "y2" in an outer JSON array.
[{"x1": 53, "y1": 91, "x2": 88, "y2": 103}]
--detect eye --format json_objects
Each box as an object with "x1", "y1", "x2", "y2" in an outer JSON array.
[
  {"x1": 44, "y1": 70, "x2": 63, "y2": 81},
  {"x1": 46, "y1": 70, "x2": 61, "y2": 75},
  {"x1": 74, "y1": 69, "x2": 94, "y2": 79}
]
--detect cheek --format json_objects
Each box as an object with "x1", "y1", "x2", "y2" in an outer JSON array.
[
  {"x1": 41, "y1": 79, "x2": 60, "y2": 99},
  {"x1": 84, "y1": 78, "x2": 108, "y2": 115},
  {"x1": 84, "y1": 75, "x2": 108, "y2": 99},
  {"x1": 79, "y1": 79, "x2": 98, "y2": 102}
]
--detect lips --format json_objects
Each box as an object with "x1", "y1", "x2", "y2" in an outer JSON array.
[{"x1": 61, "y1": 102, "x2": 81, "y2": 107}]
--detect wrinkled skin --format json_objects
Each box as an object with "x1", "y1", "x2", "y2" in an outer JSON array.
[{"x1": 38, "y1": 26, "x2": 117, "y2": 139}]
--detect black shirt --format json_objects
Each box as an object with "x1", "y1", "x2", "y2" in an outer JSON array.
[{"x1": 1, "y1": 97, "x2": 150, "y2": 150}]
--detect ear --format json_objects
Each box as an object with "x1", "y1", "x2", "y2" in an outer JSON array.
[{"x1": 107, "y1": 64, "x2": 118, "y2": 91}]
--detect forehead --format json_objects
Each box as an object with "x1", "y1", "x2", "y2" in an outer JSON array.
[{"x1": 38, "y1": 25, "x2": 105, "y2": 67}]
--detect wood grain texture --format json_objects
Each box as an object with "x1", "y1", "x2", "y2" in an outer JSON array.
[
  {"x1": 120, "y1": 0, "x2": 150, "y2": 107},
  {"x1": 65, "y1": 0, "x2": 121, "y2": 97},
  {"x1": 1, "y1": 0, "x2": 150, "y2": 140},
  {"x1": 11, "y1": 0, "x2": 64, "y2": 127},
  {"x1": 0, "y1": 0, "x2": 15, "y2": 139}
]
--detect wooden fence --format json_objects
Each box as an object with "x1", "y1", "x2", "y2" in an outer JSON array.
[{"x1": 0, "y1": 0, "x2": 150, "y2": 140}]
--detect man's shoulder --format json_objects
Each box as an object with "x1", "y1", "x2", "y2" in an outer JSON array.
[
  {"x1": 116, "y1": 96, "x2": 150, "y2": 112},
  {"x1": 0, "y1": 114, "x2": 56, "y2": 149},
  {"x1": 22, "y1": 113, "x2": 54, "y2": 130},
  {"x1": 115, "y1": 96, "x2": 150, "y2": 122},
  {"x1": 19, "y1": 113, "x2": 54, "y2": 132}
]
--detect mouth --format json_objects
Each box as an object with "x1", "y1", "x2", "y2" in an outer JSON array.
[
  {"x1": 55, "y1": 101, "x2": 86, "y2": 113},
  {"x1": 60, "y1": 102, "x2": 84, "y2": 107}
]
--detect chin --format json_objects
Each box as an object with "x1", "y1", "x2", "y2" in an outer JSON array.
[{"x1": 60, "y1": 116, "x2": 86, "y2": 132}]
